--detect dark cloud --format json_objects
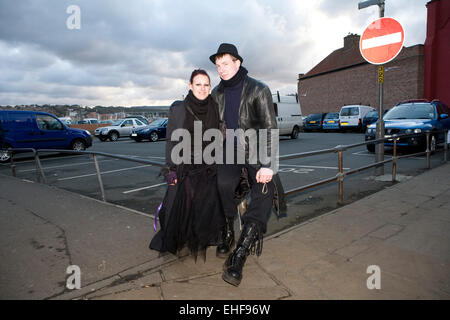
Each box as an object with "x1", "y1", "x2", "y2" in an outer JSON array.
[{"x1": 0, "y1": 0, "x2": 428, "y2": 106}]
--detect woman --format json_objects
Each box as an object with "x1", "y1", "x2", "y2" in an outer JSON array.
[{"x1": 149, "y1": 69, "x2": 224, "y2": 260}]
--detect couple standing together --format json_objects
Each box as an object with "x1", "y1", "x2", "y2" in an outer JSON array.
[{"x1": 150, "y1": 43, "x2": 286, "y2": 287}]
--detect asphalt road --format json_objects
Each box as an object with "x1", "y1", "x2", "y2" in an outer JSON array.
[{"x1": 1, "y1": 131, "x2": 446, "y2": 235}]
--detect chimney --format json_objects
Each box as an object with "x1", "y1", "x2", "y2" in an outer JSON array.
[{"x1": 344, "y1": 33, "x2": 360, "y2": 50}]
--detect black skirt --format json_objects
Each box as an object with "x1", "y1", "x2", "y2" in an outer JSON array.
[{"x1": 150, "y1": 164, "x2": 225, "y2": 259}]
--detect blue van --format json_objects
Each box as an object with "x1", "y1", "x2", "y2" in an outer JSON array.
[{"x1": 0, "y1": 110, "x2": 92, "y2": 162}]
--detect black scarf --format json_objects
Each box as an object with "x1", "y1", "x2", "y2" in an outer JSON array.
[
  {"x1": 220, "y1": 66, "x2": 248, "y2": 88},
  {"x1": 184, "y1": 90, "x2": 219, "y2": 137}
]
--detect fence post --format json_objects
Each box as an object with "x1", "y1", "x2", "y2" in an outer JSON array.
[
  {"x1": 338, "y1": 149, "x2": 344, "y2": 205},
  {"x1": 444, "y1": 129, "x2": 448, "y2": 162},
  {"x1": 34, "y1": 151, "x2": 47, "y2": 184},
  {"x1": 392, "y1": 136, "x2": 397, "y2": 182},
  {"x1": 425, "y1": 131, "x2": 431, "y2": 169},
  {"x1": 93, "y1": 154, "x2": 106, "y2": 202}
]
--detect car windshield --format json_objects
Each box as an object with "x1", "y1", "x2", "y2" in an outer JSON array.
[
  {"x1": 365, "y1": 111, "x2": 378, "y2": 118},
  {"x1": 150, "y1": 119, "x2": 166, "y2": 127},
  {"x1": 384, "y1": 104, "x2": 436, "y2": 120},
  {"x1": 111, "y1": 120, "x2": 123, "y2": 126},
  {"x1": 324, "y1": 113, "x2": 338, "y2": 119},
  {"x1": 340, "y1": 107, "x2": 359, "y2": 116},
  {"x1": 308, "y1": 114, "x2": 322, "y2": 120}
]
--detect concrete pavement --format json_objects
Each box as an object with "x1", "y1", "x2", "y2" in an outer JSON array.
[{"x1": 1, "y1": 162, "x2": 449, "y2": 300}]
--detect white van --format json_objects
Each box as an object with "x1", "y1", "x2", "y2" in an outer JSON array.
[
  {"x1": 272, "y1": 92, "x2": 303, "y2": 139},
  {"x1": 339, "y1": 105, "x2": 375, "y2": 132}
]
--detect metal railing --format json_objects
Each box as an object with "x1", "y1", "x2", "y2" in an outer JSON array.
[
  {"x1": 2, "y1": 129, "x2": 449, "y2": 206},
  {"x1": 280, "y1": 129, "x2": 449, "y2": 204}
]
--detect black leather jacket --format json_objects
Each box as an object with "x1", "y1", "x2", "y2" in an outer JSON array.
[
  {"x1": 212, "y1": 75, "x2": 287, "y2": 217},
  {"x1": 212, "y1": 75, "x2": 277, "y2": 168}
]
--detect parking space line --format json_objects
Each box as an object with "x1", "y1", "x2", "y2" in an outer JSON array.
[
  {"x1": 279, "y1": 164, "x2": 350, "y2": 170},
  {"x1": 57, "y1": 164, "x2": 154, "y2": 181},
  {"x1": 19, "y1": 159, "x2": 119, "y2": 172},
  {"x1": 123, "y1": 182, "x2": 167, "y2": 194}
]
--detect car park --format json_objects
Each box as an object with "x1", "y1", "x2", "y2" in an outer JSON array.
[
  {"x1": 131, "y1": 118, "x2": 168, "y2": 142},
  {"x1": 94, "y1": 118, "x2": 147, "y2": 142},
  {"x1": 303, "y1": 113, "x2": 327, "y2": 132},
  {"x1": 322, "y1": 112, "x2": 340, "y2": 131},
  {"x1": 365, "y1": 99, "x2": 450, "y2": 152},
  {"x1": 0, "y1": 110, "x2": 92, "y2": 162},
  {"x1": 339, "y1": 105, "x2": 375, "y2": 132}
]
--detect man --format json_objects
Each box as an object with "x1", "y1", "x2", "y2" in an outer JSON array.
[{"x1": 210, "y1": 43, "x2": 286, "y2": 286}]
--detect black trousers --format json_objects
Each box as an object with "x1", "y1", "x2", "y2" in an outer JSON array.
[{"x1": 217, "y1": 163, "x2": 274, "y2": 234}]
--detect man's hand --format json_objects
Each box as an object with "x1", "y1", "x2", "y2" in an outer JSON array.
[{"x1": 256, "y1": 167, "x2": 273, "y2": 184}]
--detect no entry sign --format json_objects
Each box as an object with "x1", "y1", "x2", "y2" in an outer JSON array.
[{"x1": 360, "y1": 17, "x2": 405, "y2": 65}]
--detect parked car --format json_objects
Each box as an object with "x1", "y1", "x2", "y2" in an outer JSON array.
[
  {"x1": 99, "y1": 120, "x2": 113, "y2": 125},
  {"x1": 0, "y1": 110, "x2": 92, "y2": 162},
  {"x1": 272, "y1": 93, "x2": 303, "y2": 139},
  {"x1": 365, "y1": 99, "x2": 450, "y2": 152},
  {"x1": 125, "y1": 115, "x2": 150, "y2": 125},
  {"x1": 362, "y1": 109, "x2": 390, "y2": 129},
  {"x1": 78, "y1": 118, "x2": 99, "y2": 124},
  {"x1": 339, "y1": 105, "x2": 375, "y2": 132},
  {"x1": 94, "y1": 118, "x2": 147, "y2": 141},
  {"x1": 58, "y1": 117, "x2": 73, "y2": 125},
  {"x1": 131, "y1": 118, "x2": 168, "y2": 142},
  {"x1": 303, "y1": 113, "x2": 327, "y2": 132},
  {"x1": 322, "y1": 112, "x2": 340, "y2": 131}
]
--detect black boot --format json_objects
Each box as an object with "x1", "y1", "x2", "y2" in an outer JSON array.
[
  {"x1": 222, "y1": 221, "x2": 262, "y2": 287},
  {"x1": 216, "y1": 217, "x2": 235, "y2": 258}
]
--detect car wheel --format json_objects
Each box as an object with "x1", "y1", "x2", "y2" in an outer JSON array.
[
  {"x1": 150, "y1": 131, "x2": 159, "y2": 142},
  {"x1": 429, "y1": 134, "x2": 437, "y2": 153},
  {"x1": 109, "y1": 131, "x2": 119, "y2": 142},
  {"x1": 366, "y1": 144, "x2": 375, "y2": 153},
  {"x1": 0, "y1": 147, "x2": 12, "y2": 163},
  {"x1": 291, "y1": 126, "x2": 299, "y2": 139},
  {"x1": 71, "y1": 139, "x2": 86, "y2": 151}
]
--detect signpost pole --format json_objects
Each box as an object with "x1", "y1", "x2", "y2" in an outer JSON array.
[{"x1": 376, "y1": 65, "x2": 385, "y2": 175}]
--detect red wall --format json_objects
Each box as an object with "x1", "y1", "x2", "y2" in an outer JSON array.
[{"x1": 424, "y1": 0, "x2": 450, "y2": 106}]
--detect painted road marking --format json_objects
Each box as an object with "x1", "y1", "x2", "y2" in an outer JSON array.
[
  {"x1": 57, "y1": 164, "x2": 154, "y2": 181},
  {"x1": 123, "y1": 182, "x2": 167, "y2": 194}
]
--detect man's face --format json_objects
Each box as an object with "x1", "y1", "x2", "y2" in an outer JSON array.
[{"x1": 215, "y1": 54, "x2": 241, "y2": 81}]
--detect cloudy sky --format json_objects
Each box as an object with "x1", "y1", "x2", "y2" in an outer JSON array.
[{"x1": 0, "y1": 0, "x2": 429, "y2": 107}]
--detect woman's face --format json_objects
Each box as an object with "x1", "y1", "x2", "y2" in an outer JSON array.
[{"x1": 189, "y1": 74, "x2": 210, "y2": 101}]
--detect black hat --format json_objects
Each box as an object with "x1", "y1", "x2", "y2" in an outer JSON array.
[{"x1": 209, "y1": 43, "x2": 243, "y2": 64}]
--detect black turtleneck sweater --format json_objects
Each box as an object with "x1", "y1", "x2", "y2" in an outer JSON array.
[{"x1": 222, "y1": 67, "x2": 248, "y2": 130}]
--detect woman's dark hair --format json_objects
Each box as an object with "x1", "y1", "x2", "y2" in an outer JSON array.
[{"x1": 190, "y1": 69, "x2": 210, "y2": 84}]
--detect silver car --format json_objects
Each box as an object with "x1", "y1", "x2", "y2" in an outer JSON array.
[{"x1": 94, "y1": 118, "x2": 147, "y2": 142}]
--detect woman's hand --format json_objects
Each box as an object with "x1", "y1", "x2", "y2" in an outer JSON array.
[
  {"x1": 165, "y1": 171, "x2": 177, "y2": 186},
  {"x1": 256, "y1": 167, "x2": 273, "y2": 184}
]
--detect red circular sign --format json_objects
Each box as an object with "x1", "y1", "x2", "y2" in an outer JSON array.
[{"x1": 360, "y1": 17, "x2": 405, "y2": 65}]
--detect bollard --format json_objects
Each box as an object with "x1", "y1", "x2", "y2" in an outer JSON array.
[{"x1": 10, "y1": 152, "x2": 16, "y2": 177}]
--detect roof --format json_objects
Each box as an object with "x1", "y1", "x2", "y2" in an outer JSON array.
[{"x1": 300, "y1": 34, "x2": 367, "y2": 80}]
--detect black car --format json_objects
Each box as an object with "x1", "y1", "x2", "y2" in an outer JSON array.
[
  {"x1": 303, "y1": 113, "x2": 327, "y2": 132},
  {"x1": 131, "y1": 118, "x2": 168, "y2": 142},
  {"x1": 362, "y1": 109, "x2": 389, "y2": 129}
]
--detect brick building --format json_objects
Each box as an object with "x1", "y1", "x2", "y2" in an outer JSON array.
[{"x1": 297, "y1": 34, "x2": 424, "y2": 116}]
